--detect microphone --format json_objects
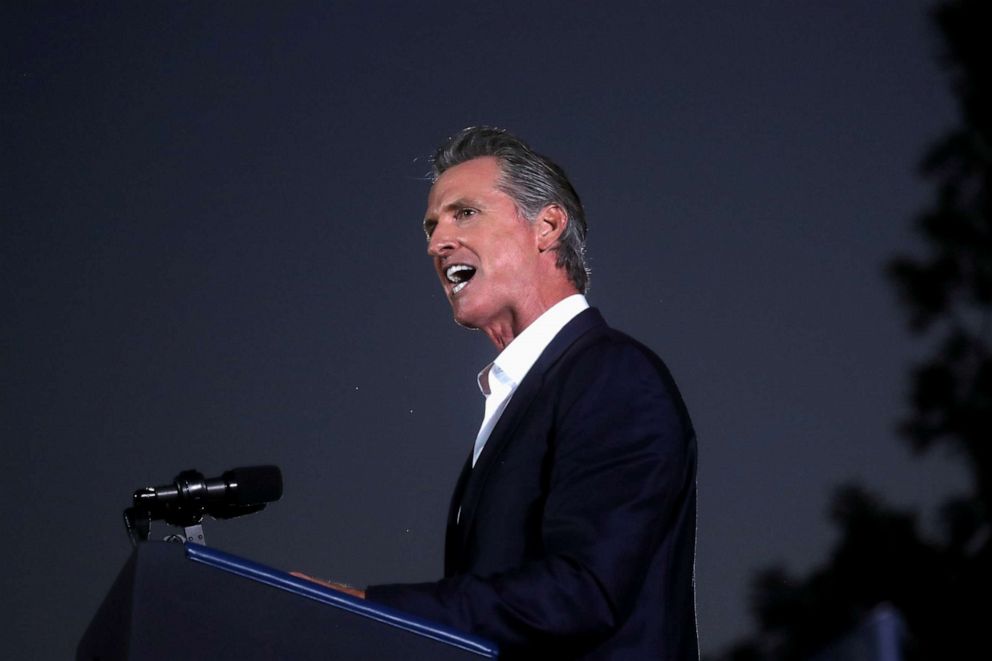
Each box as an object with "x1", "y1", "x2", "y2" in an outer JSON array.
[{"x1": 131, "y1": 466, "x2": 283, "y2": 526}]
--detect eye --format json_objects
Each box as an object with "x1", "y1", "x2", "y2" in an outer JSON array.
[
  {"x1": 455, "y1": 208, "x2": 478, "y2": 220},
  {"x1": 423, "y1": 219, "x2": 437, "y2": 239}
]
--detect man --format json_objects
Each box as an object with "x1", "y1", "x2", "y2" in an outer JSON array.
[{"x1": 368, "y1": 127, "x2": 698, "y2": 659}]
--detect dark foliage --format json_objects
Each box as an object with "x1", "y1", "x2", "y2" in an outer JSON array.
[
  {"x1": 888, "y1": 0, "x2": 992, "y2": 510},
  {"x1": 710, "y1": 2, "x2": 991, "y2": 659}
]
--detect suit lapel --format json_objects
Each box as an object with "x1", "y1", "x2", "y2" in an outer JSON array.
[
  {"x1": 449, "y1": 308, "x2": 607, "y2": 559},
  {"x1": 444, "y1": 455, "x2": 472, "y2": 576}
]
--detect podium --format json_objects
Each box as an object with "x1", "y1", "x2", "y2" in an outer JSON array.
[{"x1": 78, "y1": 542, "x2": 498, "y2": 660}]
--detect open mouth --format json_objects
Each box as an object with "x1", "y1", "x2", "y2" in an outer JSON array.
[{"x1": 445, "y1": 264, "x2": 477, "y2": 294}]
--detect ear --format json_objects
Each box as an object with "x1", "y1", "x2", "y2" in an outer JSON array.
[{"x1": 536, "y1": 204, "x2": 568, "y2": 253}]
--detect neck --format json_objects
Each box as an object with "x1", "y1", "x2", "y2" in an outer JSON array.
[{"x1": 481, "y1": 284, "x2": 579, "y2": 351}]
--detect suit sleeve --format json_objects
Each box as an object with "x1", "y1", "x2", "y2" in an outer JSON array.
[{"x1": 366, "y1": 338, "x2": 696, "y2": 654}]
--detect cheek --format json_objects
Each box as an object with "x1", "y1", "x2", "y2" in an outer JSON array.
[
  {"x1": 486, "y1": 232, "x2": 533, "y2": 266},
  {"x1": 498, "y1": 244, "x2": 536, "y2": 276}
]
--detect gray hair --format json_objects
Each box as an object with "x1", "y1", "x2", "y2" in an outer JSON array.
[{"x1": 431, "y1": 126, "x2": 590, "y2": 293}]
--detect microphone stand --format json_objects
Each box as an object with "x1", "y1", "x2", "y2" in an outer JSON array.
[
  {"x1": 123, "y1": 506, "x2": 151, "y2": 546},
  {"x1": 123, "y1": 503, "x2": 207, "y2": 547}
]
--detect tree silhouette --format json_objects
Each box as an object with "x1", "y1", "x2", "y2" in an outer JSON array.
[
  {"x1": 888, "y1": 0, "x2": 992, "y2": 518},
  {"x1": 711, "y1": 1, "x2": 990, "y2": 659}
]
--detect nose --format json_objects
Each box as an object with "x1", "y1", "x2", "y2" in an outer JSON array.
[{"x1": 427, "y1": 224, "x2": 457, "y2": 257}]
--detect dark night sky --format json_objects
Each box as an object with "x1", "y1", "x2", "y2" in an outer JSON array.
[{"x1": 2, "y1": 2, "x2": 970, "y2": 657}]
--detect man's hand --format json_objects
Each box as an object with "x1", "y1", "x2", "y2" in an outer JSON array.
[{"x1": 290, "y1": 571, "x2": 366, "y2": 599}]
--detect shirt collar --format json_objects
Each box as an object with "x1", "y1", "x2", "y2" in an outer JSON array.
[{"x1": 477, "y1": 294, "x2": 589, "y2": 395}]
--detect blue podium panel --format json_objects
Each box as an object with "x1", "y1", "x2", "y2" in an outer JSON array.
[{"x1": 78, "y1": 542, "x2": 498, "y2": 660}]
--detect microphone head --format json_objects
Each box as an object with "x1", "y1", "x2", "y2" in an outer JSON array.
[{"x1": 224, "y1": 465, "x2": 283, "y2": 505}]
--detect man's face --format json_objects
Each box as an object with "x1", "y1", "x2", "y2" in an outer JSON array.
[{"x1": 423, "y1": 157, "x2": 543, "y2": 333}]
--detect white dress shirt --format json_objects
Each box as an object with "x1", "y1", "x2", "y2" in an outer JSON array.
[{"x1": 472, "y1": 294, "x2": 590, "y2": 466}]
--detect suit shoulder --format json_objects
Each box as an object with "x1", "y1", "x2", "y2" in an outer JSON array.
[
  {"x1": 545, "y1": 321, "x2": 696, "y2": 467},
  {"x1": 554, "y1": 322, "x2": 691, "y2": 416},
  {"x1": 565, "y1": 323, "x2": 676, "y2": 383}
]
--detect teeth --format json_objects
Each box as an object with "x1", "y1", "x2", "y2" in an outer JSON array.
[
  {"x1": 452, "y1": 281, "x2": 467, "y2": 294},
  {"x1": 444, "y1": 264, "x2": 475, "y2": 284},
  {"x1": 445, "y1": 264, "x2": 475, "y2": 283}
]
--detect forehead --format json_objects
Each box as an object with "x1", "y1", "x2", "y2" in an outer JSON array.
[{"x1": 426, "y1": 156, "x2": 504, "y2": 211}]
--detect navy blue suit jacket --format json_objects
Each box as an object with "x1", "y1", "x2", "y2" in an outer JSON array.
[{"x1": 367, "y1": 309, "x2": 698, "y2": 660}]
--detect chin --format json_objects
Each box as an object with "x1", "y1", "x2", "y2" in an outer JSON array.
[
  {"x1": 450, "y1": 301, "x2": 485, "y2": 330},
  {"x1": 452, "y1": 310, "x2": 482, "y2": 330}
]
